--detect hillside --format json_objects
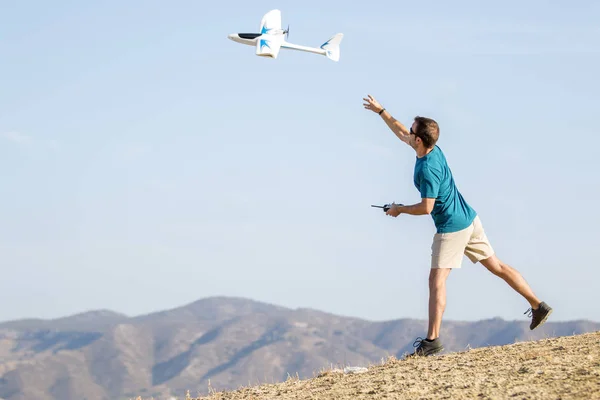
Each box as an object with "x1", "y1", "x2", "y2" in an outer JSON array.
[
  {"x1": 1, "y1": 297, "x2": 599, "y2": 400},
  {"x1": 190, "y1": 331, "x2": 600, "y2": 400}
]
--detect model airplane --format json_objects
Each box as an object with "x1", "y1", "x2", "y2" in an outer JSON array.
[{"x1": 228, "y1": 9, "x2": 343, "y2": 61}]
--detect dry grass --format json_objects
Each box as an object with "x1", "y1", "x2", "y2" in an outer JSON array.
[{"x1": 171, "y1": 331, "x2": 600, "y2": 400}]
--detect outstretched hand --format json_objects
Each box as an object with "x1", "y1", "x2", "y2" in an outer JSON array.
[{"x1": 363, "y1": 94, "x2": 384, "y2": 114}]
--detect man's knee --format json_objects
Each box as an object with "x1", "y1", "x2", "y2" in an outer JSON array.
[
  {"x1": 429, "y1": 268, "x2": 451, "y2": 289},
  {"x1": 481, "y1": 255, "x2": 506, "y2": 276}
]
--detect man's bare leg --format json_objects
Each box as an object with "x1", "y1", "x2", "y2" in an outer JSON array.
[
  {"x1": 428, "y1": 268, "x2": 452, "y2": 340},
  {"x1": 480, "y1": 254, "x2": 540, "y2": 308}
]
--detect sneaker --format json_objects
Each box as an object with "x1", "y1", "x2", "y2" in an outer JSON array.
[
  {"x1": 406, "y1": 337, "x2": 444, "y2": 357},
  {"x1": 524, "y1": 301, "x2": 553, "y2": 330}
]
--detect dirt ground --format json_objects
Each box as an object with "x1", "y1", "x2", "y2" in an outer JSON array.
[{"x1": 188, "y1": 331, "x2": 600, "y2": 400}]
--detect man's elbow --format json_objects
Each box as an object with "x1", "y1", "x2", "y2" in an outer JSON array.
[{"x1": 422, "y1": 199, "x2": 435, "y2": 214}]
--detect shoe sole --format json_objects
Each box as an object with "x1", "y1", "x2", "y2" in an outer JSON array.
[
  {"x1": 408, "y1": 347, "x2": 444, "y2": 358},
  {"x1": 531, "y1": 308, "x2": 553, "y2": 330},
  {"x1": 427, "y1": 347, "x2": 444, "y2": 356},
  {"x1": 430, "y1": 347, "x2": 444, "y2": 355}
]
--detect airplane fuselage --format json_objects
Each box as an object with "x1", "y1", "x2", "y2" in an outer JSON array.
[
  {"x1": 228, "y1": 33, "x2": 261, "y2": 46},
  {"x1": 228, "y1": 33, "x2": 327, "y2": 56},
  {"x1": 228, "y1": 28, "x2": 287, "y2": 45}
]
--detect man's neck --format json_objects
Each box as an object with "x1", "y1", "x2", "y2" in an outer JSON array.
[{"x1": 416, "y1": 145, "x2": 434, "y2": 158}]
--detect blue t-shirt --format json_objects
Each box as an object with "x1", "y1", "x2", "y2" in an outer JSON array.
[{"x1": 413, "y1": 145, "x2": 477, "y2": 233}]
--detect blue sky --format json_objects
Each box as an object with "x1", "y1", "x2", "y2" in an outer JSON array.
[{"x1": 1, "y1": 0, "x2": 599, "y2": 325}]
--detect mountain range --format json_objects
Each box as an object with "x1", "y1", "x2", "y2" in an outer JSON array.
[{"x1": 0, "y1": 296, "x2": 598, "y2": 400}]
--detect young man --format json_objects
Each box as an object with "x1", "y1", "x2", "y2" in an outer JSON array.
[{"x1": 362, "y1": 94, "x2": 552, "y2": 357}]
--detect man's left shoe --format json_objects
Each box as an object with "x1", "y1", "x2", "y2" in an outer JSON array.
[
  {"x1": 406, "y1": 337, "x2": 444, "y2": 357},
  {"x1": 525, "y1": 301, "x2": 553, "y2": 330}
]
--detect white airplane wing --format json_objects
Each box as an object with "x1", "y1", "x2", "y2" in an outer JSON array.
[
  {"x1": 256, "y1": 10, "x2": 283, "y2": 58},
  {"x1": 256, "y1": 34, "x2": 283, "y2": 58},
  {"x1": 259, "y1": 9, "x2": 281, "y2": 34}
]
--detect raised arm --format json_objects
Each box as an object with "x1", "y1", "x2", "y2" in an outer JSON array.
[{"x1": 362, "y1": 94, "x2": 411, "y2": 144}]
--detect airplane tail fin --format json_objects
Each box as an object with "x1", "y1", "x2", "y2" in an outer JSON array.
[{"x1": 320, "y1": 33, "x2": 343, "y2": 62}]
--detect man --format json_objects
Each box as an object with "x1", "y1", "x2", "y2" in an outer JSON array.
[{"x1": 362, "y1": 94, "x2": 552, "y2": 357}]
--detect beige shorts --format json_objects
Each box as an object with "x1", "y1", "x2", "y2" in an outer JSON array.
[{"x1": 431, "y1": 215, "x2": 495, "y2": 269}]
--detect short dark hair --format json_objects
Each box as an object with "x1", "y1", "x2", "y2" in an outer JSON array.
[{"x1": 413, "y1": 116, "x2": 439, "y2": 148}]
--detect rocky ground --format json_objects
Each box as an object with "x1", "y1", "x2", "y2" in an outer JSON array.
[{"x1": 185, "y1": 331, "x2": 600, "y2": 400}]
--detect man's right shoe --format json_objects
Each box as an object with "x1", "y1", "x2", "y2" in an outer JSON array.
[
  {"x1": 525, "y1": 301, "x2": 553, "y2": 330},
  {"x1": 406, "y1": 337, "x2": 444, "y2": 357}
]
